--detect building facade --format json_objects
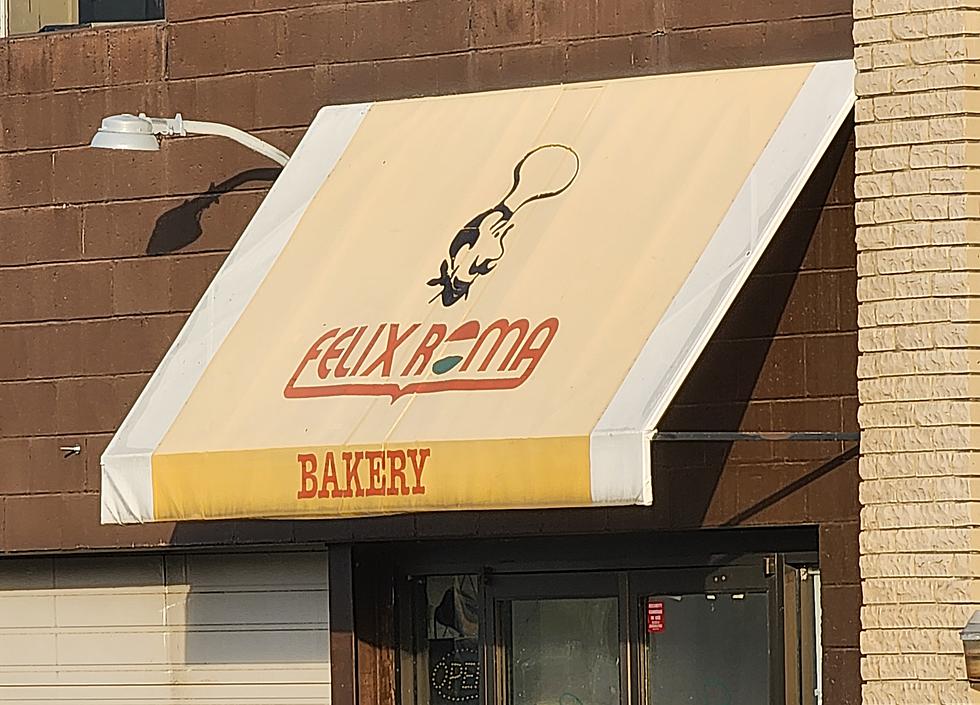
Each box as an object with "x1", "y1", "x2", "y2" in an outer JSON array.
[
  {"x1": 853, "y1": 3, "x2": 980, "y2": 704},
  {"x1": 0, "y1": 1, "x2": 967, "y2": 704}
]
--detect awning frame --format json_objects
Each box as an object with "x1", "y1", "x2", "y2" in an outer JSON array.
[
  {"x1": 589, "y1": 60, "x2": 856, "y2": 503},
  {"x1": 100, "y1": 61, "x2": 857, "y2": 524}
]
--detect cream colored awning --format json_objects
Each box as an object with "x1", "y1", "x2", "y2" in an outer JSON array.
[{"x1": 101, "y1": 61, "x2": 855, "y2": 523}]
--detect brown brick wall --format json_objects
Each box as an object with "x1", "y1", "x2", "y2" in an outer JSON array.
[
  {"x1": 0, "y1": 1, "x2": 856, "y2": 701},
  {"x1": 656, "y1": 130, "x2": 860, "y2": 702}
]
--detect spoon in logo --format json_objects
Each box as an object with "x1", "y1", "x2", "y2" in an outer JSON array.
[{"x1": 429, "y1": 144, "x2": 581, "y2": 307}]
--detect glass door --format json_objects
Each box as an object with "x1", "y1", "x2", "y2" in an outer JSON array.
[
  {"x1": 397, "y1": 556, "x2": 816, "y2": 705},
  {"x1": 630, "y1": 564, "x2": 777, "y2": 705},
  {"x1": 402, "y1": 574, "x2": 485, "y2": 705},
  {"x1": 488, "y1": 574, "x2": 623, "y2": 705}
]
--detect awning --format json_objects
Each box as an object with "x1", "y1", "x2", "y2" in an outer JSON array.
[{"x1": 101, "y1": 60, "x2": 855, "y2": 524}]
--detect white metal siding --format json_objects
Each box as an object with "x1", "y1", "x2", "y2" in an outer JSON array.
[{"x1": 0, "y1": 550, "x2": 331, "y2": 704}]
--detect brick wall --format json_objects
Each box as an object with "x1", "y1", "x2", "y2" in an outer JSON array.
[
  {"x1": 853, "y1": 2, "x2": 980, "y2": 704},
  {"x1": 656, "y1": 130, "x2": 860, "y2": 705},
  {"x1": 0, "y1": 0, "x2": 854, "y2": 546},
  {"x1": 1, "y1": 0, "x2": 857, "y2": 701}
]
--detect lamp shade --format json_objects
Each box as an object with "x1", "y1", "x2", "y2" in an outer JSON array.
[
  {"x1": 90, "y1": 114, "x2": 160, "y2": 152},
  {"x1": 961, "y1": 611, "x2": 980, "y2": 684}
]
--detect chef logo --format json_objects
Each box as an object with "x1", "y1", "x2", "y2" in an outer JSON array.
[
  {"x1": 284, "y1": 145, "x2": 578, "y2": 402},
  {"x1": 428, "y1": 144, "x2": 580, "y2": 306}
]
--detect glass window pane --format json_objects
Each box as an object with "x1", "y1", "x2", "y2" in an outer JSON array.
[
  {"x1": 507, "y1": 598, "x2": 620, "y2": 705},
  {"x1": 422, "y1": 575, "x2": 482, "y2": 705},
  {"x1": 646, "y1": 593, "x2": 769, "y2": 705},
  {"x1": 78, "y1": 0, "x2": 165, "y2": 23}
]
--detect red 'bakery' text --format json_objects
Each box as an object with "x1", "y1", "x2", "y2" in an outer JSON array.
[{"x1": 296, "y1": 447, "x2": 429, "y2": 499}]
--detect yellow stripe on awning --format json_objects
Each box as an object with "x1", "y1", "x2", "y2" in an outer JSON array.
[{"x1": 101, "y1": 61, "x2": 855, "y2": 523}]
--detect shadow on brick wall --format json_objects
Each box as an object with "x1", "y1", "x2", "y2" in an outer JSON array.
[
  {"x1": 653, "y1": 125, "x2": 854, "y2": 529},
  {"x1": 146, "y1": 167, "x2": 281, "y2": 255}
]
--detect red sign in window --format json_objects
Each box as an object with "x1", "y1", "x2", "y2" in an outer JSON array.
[{"x1": 646, "y1": 599, "x2": 664, "y2": 633}]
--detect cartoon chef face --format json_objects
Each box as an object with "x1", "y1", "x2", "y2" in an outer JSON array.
[{"x1": 428, "y1": 144, "x2": 580, "y2": 307}]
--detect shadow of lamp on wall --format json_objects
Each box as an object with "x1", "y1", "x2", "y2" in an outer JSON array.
[
  {"x1": 146, "y1": 168, "x2": 280, "y2": 255},
  {"x1": 90, "y1": 113, "x2": 291, "y2": 255}
]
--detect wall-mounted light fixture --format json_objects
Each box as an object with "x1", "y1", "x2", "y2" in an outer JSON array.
[
  {"x1": 90, "y1": 113, "x2": 290, "y2": 166},
  {"x1": 961, "y1": 611, "x2": 980, "y2": 688}
]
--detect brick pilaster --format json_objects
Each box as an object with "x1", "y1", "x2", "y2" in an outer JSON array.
[{"x1": 854, "y1": 2, "x2": 980, "y2": 704}]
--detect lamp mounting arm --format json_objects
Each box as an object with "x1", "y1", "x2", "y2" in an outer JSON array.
[{"x1": 141, "y1": 112, "x2": 290, "y2": 166}]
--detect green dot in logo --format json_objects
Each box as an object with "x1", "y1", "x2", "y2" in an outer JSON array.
[{"x1": 432, "y1": 356, "x2": 464, "y2": 375}]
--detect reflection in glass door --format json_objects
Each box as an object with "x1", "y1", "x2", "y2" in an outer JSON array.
[
  {"x1": 491, "y1": 575, "x2": 621, "y2": 705},
  {"x1": 407, "y1": 574, "x2": 483, "y2": 705},
  {"x1": 505, "y1": 598, "x2": 620, "y2": 705},
  {"x1": 643, "y1": 592, "x2": 770, "y2": 705},
  {"x1": 632, "y1": 563, "x2": 780, "y2": 705}
]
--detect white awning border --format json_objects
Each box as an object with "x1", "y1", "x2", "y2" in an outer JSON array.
[
  {"x1": 100, "y1": 105, "x2": 370, "y2": 524},
  {"x1": 589, "y1": 59, "x2": 856, "y2": 505}
]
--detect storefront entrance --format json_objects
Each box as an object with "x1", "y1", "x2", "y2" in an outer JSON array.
[{"x1": 375, "y1": 532, "x2": 821, "y2": 705}]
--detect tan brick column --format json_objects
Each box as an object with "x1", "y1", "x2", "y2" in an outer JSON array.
[{"x1": 854, "y1": 3, "x2": 980, "y2": 703}]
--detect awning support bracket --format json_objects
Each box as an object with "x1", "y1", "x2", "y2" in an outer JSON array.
[{"x1": 652, "y1": 431, "x2": 860, "y2": 443}]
